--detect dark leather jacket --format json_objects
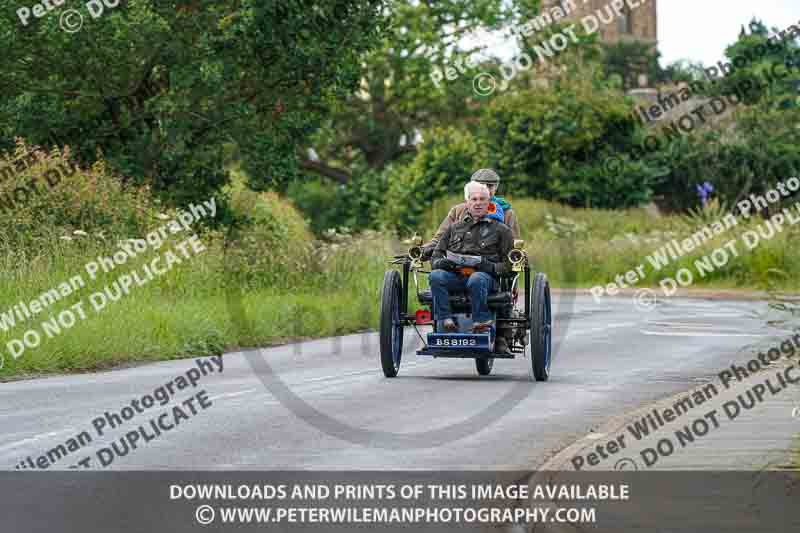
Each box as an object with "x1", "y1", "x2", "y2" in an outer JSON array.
[
  {"x1": 432, "y1": 214, "x2": 514, "y2": 275},
  {"x1": 425, "y1": 200, "x2": 520, "y2": 251}
]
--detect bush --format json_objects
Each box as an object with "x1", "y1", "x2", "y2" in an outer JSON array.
[
  {"x1": 646, "y1": 106, "x2": 800, "y2": 213},
  {"x1": 480, "y1": 81, "x2": 657, "y2": 208},
  {"x1": 226, "y1": 189, "x2": 315, "y2": 290},
  {"x1": 287, "y1": 177, "x2": 348, "y2": 234},
  {"x1": 339, "y1": 168, "x2": 392, "y2": 230},
  {"x1": 287, "y1": 168, "x2": 391, "y2": 234},
  {"x1": 381, "y1": 126, "x2": 487, "y2": 233},
  {"x1": 0, "y1": 140, "x2": 160, "y2": 251}
]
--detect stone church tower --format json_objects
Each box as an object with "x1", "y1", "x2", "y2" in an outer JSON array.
[{"x1": 541, "y1": 0, "x2": 657, "y2": 46}]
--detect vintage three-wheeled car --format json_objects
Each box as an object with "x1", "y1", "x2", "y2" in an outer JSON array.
[{"x1": 379, "y1": 236, "x2": 552, "y2": 381}]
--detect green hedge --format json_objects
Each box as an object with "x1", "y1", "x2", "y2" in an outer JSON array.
[{"x1": 381, "y1": 126, "x2": 487, "y2": 233}]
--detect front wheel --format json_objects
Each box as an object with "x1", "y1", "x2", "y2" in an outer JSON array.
[
  {"x1": 379, "y1": 270, "x2": 404, "y2": 377},
  {"x1": 475, "y1": 357, "x2": 494, "y2": 376},
  {"x1": 528, "y1": 272, "x2": 552, "y2": 382}
]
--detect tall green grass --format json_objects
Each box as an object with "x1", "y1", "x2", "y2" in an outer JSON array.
[{"x1": 0, "y1": 226, "x2": 392, "y2": 378}]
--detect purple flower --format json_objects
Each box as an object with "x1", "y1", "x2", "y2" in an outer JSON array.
[{"x1": 696, "y1": 182, "x2": 714, "y2": 205}]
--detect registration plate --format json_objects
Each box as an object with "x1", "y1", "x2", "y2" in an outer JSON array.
[{"x1": 427, "y1": 333, "x2": 490, "y2": 349}]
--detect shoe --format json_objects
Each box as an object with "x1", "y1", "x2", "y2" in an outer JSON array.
[
  {"x1": 442, "y1": 318, "x2": 458, "y2": 332},
  {"x1": 472, "y1": 320, "x2": 493, "y2": 333},
  {"x1": 495, "y1": 337, "x2": 510, "y2": 354}
]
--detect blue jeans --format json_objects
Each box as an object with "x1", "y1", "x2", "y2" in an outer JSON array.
[{"x1": 429, "y1": 270, "x2": 495, "y2": 324}]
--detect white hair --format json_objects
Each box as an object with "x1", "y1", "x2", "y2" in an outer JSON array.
[{"x1": 464, "y1": 181, "x2": 490, "y2": 201}]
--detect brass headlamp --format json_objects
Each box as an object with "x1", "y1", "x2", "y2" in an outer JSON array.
[
  {"x1": 508, "y1": 239, "x2": 527, "y2": 271},
  {"x1": 407, "y1": 234, "x2": 423, "y2": 269}
]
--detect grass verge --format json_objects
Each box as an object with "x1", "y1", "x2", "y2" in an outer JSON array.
[{"x1": 0, "y1": 232, "x2": 390, "y2": 379}]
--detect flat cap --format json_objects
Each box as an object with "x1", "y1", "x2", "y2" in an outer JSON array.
[{"x1": 470, "y1": 168, "x2": 500, "y2": 184}]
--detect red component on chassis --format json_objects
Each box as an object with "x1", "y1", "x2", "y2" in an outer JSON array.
[{"x1": 415, "y1": 309, "x2": 433, "y2": 325}]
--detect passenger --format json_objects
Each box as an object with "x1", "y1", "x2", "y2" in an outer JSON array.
[{"x1": 422, "y1": 168, "x2": 519, "y2": 259}]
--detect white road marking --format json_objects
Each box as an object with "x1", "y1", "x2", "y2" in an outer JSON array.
[
  {"x1": 564, "y1": 322, "x2": 637, "y2": 338},
  {"x1": 282, "y1": 360, "x2": 436, "y2": 387},
  {"x1": 208, "y1": 389, "x2": 258, "y2": 402},
  {"x1": 0, "y1": 428, "x2": 76, "y2": 453},
  {"x1": 644, "y1": 321, "x2": 730, "y2": 328},
  {"x1": 640, "y1": 330, "x2": 766, "y2": 337}
]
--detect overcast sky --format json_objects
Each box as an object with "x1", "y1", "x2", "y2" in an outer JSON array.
[{"x1": 659, "y1": 0, "x2": 800, "y2": 67}]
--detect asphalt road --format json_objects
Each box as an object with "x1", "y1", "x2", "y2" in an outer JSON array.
[{"x1": 0, "y1": 294, "x2": 793, "y2": 471}]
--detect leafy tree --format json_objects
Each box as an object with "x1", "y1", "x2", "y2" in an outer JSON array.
[
  {"x1": 645, "y1": 18, "x2": 800, "y2": 212},
  {"x1": 288, "y1": 167, "x2": 391, "y2": 234},
  {"x1": 381, "y1": 126, "x2": 487, "y2": 232},
  {"x1": 480, "y1": 80, "x2": 662, "y2": 208},
  {"x1": 709, "y1": 19, "x2": 800, "y2": 107},
  {"x1": 647, "y1": 107, "x2": 800, "y2": 212},
  {"x1": 0, "y1": 1, "x2": 387, "y2": 204},
  {"x1": 660, "y1": 59, "x2": 706, "y2": 84},
  {"x1": 299, "y1": 0, "x2": 527, "y2": 184},
  {"x1": 514, "y1": 17, "x2": 604, "y2": 89}
]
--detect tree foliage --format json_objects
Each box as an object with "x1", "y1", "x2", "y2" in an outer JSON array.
[
  {"x1": 382, "y1": 126, "x2": 487, "y2": 232},
  {"x1": 646, "y1": 18, "x2": 800, "y2": 212},
  {"x1": 301, "y1": 0, "x2": 525, "y2": 184},
  {"x1": 1, "y1": 0, "x2": 387, "y2": 204},
  {"x1": 647, "y1": 107, "x2": 800, "y2": 212},
  {"x1": 713, "y1": 19, "x2": 800, "y2": 108},
  {"x1": 480, "y1": 79, "x2": 659, "y2": 208}
]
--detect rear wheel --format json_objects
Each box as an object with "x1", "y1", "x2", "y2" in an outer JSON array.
[
  {"x1": 379, "y1": 270, "x2": 404, "y2": 377},
  {"x1": 475, "y1": 357, "x2": 494, "y2": 376},
  {"x1": 528, "y1": 272, "x2": 552, "y2": 382}
]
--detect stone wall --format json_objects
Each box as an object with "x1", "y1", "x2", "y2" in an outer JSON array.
[{"x1": 541, "y1": 0, "x2": 657, "y2": 45}]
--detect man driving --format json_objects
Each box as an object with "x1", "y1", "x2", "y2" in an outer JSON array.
[
  {"x1": 430, "y1": 182, "x2": 514, "y2": 340},
  {"x1": 423, "y1": 168, "x2": 519, "y2": 259}
]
